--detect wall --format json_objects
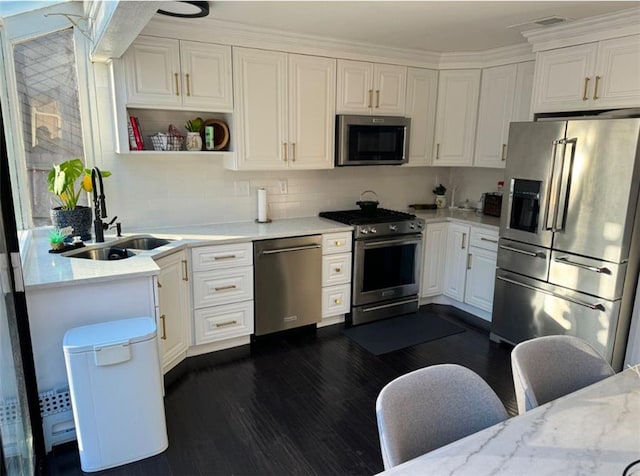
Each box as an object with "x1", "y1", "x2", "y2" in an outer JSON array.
[
  {"x1": 447, "y1": 167, "x2": 506, "y2": 209},
  {"x1": 92, "y1": 65, "x2": 446, "y2": 229}
]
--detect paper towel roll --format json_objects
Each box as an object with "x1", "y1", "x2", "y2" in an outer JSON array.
[{"x1": 257, "y1": 188, "x2": 268, "y2": 223}]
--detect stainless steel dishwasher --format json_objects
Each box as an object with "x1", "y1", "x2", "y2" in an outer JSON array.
[{"x1": 253, "y1": 235, "x2": 322, "y2": 336}]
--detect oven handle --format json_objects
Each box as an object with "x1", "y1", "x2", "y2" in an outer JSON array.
[
  {"x1": 362, "y1": 236, "x2": 422, "y2": 248},
  {"x1": 496, "y1": 275, "x2": 605, "y2": 311},
  {"x1": 362, "y1": 297, "x2": 419, "y2": 313}
]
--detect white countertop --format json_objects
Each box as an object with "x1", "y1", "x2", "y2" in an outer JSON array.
[
  {"x1": 22, "y1": 211, "x2": 498, "y2": 291},
  {"x1": 22, "y1": 217, "x2": 352, "y2": 290},
  {"x1": 379, "y1": 365, "x2": 640, "y2": 476}
]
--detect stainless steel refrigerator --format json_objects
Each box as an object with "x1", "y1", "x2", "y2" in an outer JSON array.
[{"x1": 491, "y1": 118, "x2": 640, "y2": 371}]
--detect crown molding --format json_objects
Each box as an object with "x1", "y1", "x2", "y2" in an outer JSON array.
[
  {"x1": 523, "y1": 7, "x2": 640, "y2": 52},
  {"x1": 142, "y1": 16, "x2": 442, "y2": 68},
  {"x1": 439, "y1": 43, "x2": 534, "y2": 70}
]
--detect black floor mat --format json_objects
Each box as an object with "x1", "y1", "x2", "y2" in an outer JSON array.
[{"x1": 343, "y1": 309, "x2": 466, "y2": 355}]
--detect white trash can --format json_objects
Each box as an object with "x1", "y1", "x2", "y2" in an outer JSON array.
[{"x1": 63, "y1": 317, "x2": 168, "y2": 472}]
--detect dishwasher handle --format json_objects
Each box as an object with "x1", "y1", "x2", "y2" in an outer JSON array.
[{"x1": 261, "y1": 244, "x2": 321, "y2": 255}]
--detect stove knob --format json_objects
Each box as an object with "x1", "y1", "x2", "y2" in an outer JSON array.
[
  {"x1": 360, "y1": 228, "x2": 369, "y2": 235},
  {"x1": 409, "y1": 223, "x2": 416, "y2": 230},
  {"x1": 370, "y1": 227, "x2": 377, "y2": 234},
  {"x1": 389, "y1": 224, "x2": 398, "y2": 232}
]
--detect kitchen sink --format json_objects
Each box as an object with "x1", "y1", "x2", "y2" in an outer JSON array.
[
  {"x1": 65, "y1": 246, "x2": 135, "y2": 261},
  {"x1": 113, "y1": 236, "x2": 174, "y2": 250}
]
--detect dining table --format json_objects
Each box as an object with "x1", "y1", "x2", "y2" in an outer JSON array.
[{"x1": 378, "y1": 365, "x2": 640, "y2": 475}]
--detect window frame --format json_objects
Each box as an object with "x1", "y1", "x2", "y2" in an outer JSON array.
[{"x1": 0, "y1": 2, "x2": 98, "y2": 230}]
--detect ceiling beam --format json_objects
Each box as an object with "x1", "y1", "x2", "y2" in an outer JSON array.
[{"x1": 87, "y1": 1, "x2": 163, "y2": 63}]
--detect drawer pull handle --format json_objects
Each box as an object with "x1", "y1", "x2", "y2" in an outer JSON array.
[
  {"x1": 215, "y1": 285, "x2": 237, "y2": 292},
  {"x1": 334, "y1": 298, "x2": 341, "y2": 305},
  {"x1": 214, "y1": 255, "x2": 237, "y2": 260},
  {"x1": 554, "y1": 256, "x2": 611, "y2": 275},
  {"x1": 480, "y1": 237, "x2": 498, "y2": 244},
  {"x1": 160, "y1": 314, "x2": 167, "y2": 340},
  {"x1": 216, "y1": 320, "x2": 237, "y2": 328},
  {"x1": 499, "y1": 244, "x2": 544, "y2": 258}
]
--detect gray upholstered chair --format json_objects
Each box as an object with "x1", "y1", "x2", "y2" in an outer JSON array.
[
  {"x1": 511, "y1": 335, "x2": 615, "y2": 415},
  {"x1": 375, "y1": 364, "x2": 508, "y2": 470}
]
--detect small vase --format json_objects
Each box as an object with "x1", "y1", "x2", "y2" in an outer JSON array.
[
  {"x1": 435, "y1": 195, "x2": 446, "y2": 209},
  {"x1": 186, "y1": 132, "x2": 202, "y2": 151}
]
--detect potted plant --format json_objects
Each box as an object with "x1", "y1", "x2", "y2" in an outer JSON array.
[
  {"x1": 47, "y1": 158, "x2": 111, "y2": 241},
  {"x1": 185, "y1": 117, "x2": 203, "y2": 151},
  {"x1": 432, "y1": 183, "x2": 447, "y2": 209}
]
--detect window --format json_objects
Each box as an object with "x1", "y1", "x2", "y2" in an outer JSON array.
[{"x1": 13, "y1": 28, "x2": 86, "y2": 227}]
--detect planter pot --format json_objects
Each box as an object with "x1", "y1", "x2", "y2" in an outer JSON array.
[
  {"x1": 186, "y1": 132, "x2": 202, "y2": 151},
  {"x1": 435, "y1": 195, "x2": 446, "y2": 209},
  {"x1": 50, "y1": 206, "x2": 92, "y2": 241}
]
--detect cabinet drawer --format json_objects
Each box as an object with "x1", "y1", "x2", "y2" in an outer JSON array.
[
  {"x1": 470, "y1": 227, "x2": 499, "y2": 252},
  {"x1": 322, "y1": 283, "x2": 351, "y2": 318},
  {"x1": 194, "y1": 300, "x2": 254, "y2": 345},
  {"x1": 192, "y1": 266, "x2": 253, "y2": 308},
  {"x1": 322, "y1": 232, "x2": 352, "y2": 255},
  {"x1": 191, "y1": 242, "x2": 253, "y2": 271},
  {"x1": 322, "y1": 252, "x2": 352, "y2": 286}
]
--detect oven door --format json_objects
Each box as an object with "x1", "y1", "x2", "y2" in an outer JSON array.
[{"x1": 353, "y1": 234, "x2": 422, "y2": 306}]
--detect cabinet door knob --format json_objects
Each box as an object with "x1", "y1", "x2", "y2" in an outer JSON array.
[
  {"x1": 593, "y1": 75, "x2": 601, "y2": 100},
  {"x1": 335, "y1": 267, "x2": 341, "y2": 273},
  {"x1": 582, "y1": 77, "x2": 590, "y2": 101},
  {"x1": 334, "y1": 298, "x2": 341, "y2": 305},
  {"x1": 335, "y1": 241, "x2": 342, "y2": 246},
  {"x1": 174, "y1": 73, "x2": 180, "y2": 96}
]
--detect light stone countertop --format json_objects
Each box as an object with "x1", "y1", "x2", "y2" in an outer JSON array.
[
  {"x1": 379, "y1": 365, "x2": 640, "y2": 476},
  {"x1": 22, "y1": 212, "x2": 498, "y2": 291},
  {"x1": 411, "y1": 208, "x2": 501, "y2": 230},
  {"x1": 22, "y1": 217, "x2": 352, "y2": 290}
]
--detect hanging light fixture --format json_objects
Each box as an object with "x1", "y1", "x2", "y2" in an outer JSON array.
[{"x1": 157, "y1": 1, "x2": 209, "y2": 18}]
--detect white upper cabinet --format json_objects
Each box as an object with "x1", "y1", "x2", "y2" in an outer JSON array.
[
  {"x1": 404, "y1": 67, "x2": 438, "y2": 167},
  {"x1": 123, "y1": 36, "x2": 233, "y2": 111},
  {"x1": 231, "y1": 47, "x2": 336, "y2": 170},
  {"x1": 337, "y1": 60, "x2": 407, "y2": 116},
  {"x1": 474, "y1": 62, "x2": 534, "y2": 169},
  {"x1": 433, "y1": 69, "x2": 481, "y2": 166},
  {"x1": 532, "y1": 34, "x2": 640, "y2": 113}
]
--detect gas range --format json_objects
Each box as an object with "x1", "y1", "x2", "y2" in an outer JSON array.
[{"x1": 319, "y1": 208, "x2": 424, "y2": 239}]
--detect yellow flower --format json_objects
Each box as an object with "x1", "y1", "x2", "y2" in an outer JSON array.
[{"x1": 81, "y1": 174, "x2": 93, "y2": 193}]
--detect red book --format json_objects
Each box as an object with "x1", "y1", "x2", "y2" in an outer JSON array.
[
  {"x1": 130, "y1": 116, "x2": 144, "y2": 150},
  {"x1": 127, "y1": 117, "x2": 138, "y2": 150}
]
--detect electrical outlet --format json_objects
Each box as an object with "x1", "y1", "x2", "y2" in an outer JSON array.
[
  {"x1": 278, "y1": 179, "x2": 288, "y2": 194},
  {"x1": 234, "y1": 181, "x2": 250, "y2": 197}
]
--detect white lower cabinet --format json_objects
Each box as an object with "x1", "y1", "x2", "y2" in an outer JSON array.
[
  {"x1": 443, "y1": 223, "x2": 471, "y2": 301},
  {"x1": 321, "y1": 232, "x2": 352, "y2": 322},
  {"x1": 155, "y1": 250, "x2": 191, "y2": 373},
  {"x1": 421, "y1": 222, "x2": 447, "y2": 297},
  {"x1": 191, "y1": 242, "x2": 254, "y2": 345},
  {"x1": 424, "y1": 222, "x2": 498, "y2": 321}
]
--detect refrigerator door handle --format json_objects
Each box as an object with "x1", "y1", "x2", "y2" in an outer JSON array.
[
  {"x1": 499, "y1": 244, "x2": 545, "y2": 259},
  {"x1": 553, "y1": 256, "x2": 612, "y2": 275},
  {"x1": 496, "y1": 275, "x2": 606, "y2": 311},
  {"x1": 543, "y1": 139, "x2": 562, "y2": 231},
  {"x1": 553, "y1": 138, "x2": 578, "y2": 232}
]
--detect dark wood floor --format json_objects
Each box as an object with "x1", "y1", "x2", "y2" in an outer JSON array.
[{"x1": 42, "y1": 304, "x2": 516, "y2": 476}]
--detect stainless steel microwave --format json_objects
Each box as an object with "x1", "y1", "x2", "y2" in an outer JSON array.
[{"x1": 335, "y1": 115, "x2": 410, "y2": 166}]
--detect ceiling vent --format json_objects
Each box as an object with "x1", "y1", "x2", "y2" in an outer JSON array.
[{"x1": 533, "y1": 16, "x2": 567, "y2": 26}]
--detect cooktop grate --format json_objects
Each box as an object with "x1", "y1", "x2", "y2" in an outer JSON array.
[{"x1": 319, "y1": 208, "x2": 416, "y2": 225}]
